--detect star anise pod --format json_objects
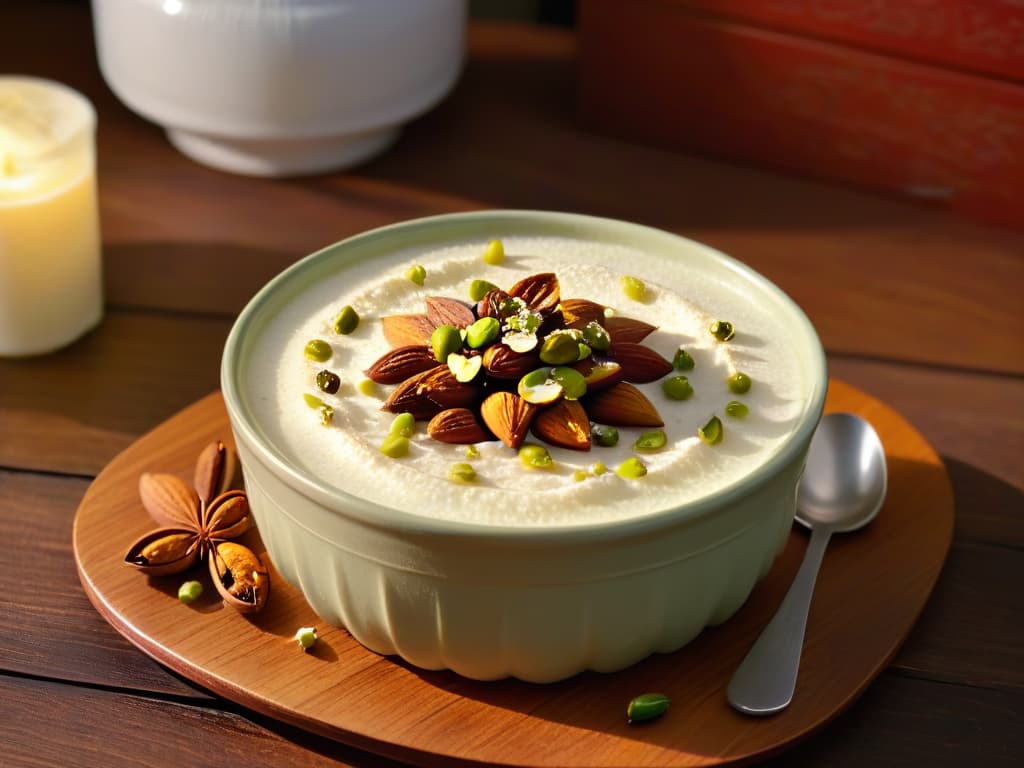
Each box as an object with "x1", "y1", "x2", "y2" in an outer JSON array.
[{"x1": 124, "y1": 440, "x2": 269, "y2": 613}]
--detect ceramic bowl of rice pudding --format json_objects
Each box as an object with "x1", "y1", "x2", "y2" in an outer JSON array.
[{"x1": 221, "y1": 210, "x2": 827, "y2": 682}]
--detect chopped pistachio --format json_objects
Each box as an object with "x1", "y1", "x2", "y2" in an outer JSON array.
[
  {"x1": 662, "y1": 375, "x2": 694, "y2": 400},
  {"x1": 465, "y1": 316, "x2": 500, "y2": 348},
  {"x1": 316, "y1": 370, "x2": 341, "y2": 394},
  {"x1": 592, "y1": 461, "x2": 608, "y2": 476},
  {"x1": 621, "y1": 275, "x2": 647, "y2": 302},
  {"x1": 539, "y1": 332, "x2": 580, "y2": 365},
  {"x1": 431, "y1": 324, "x2": 462, "y2": 363},
  {"x1": 465, "y1": 444, "x2": 480, "y2": 459},
  {"x1": 319, "y1": 405, "x2": 334, "y2": 426},
  {"x1": 390, "y1": 412, "x2": 416, "y2": 437},
  {"x1": 634, "y1": 430, "x2": 667, "y2": 452},
  {"x1": 615, "y1": 456, "x2": 648, "y2": 479},
  {"x1": 728, "y1": 372, "x2": 752, "y2": 394},
  {"x1": 469, "y1": 279, "x2": 499, "y2": 302},
  {"x1": 710, "y1": 320, "x2": 735, "y2": 342},
  {"x1": 332, "y1": 305, "x2": 359, "y2": 335},
  {"x1": 627, "y1": 693, "x2": 670, "y2": 723},
  {"x1": 447, "y1": 353, "x2": 482, "y2": 383},
  {"x1": 177, "y1": 580, "x2": 203, "y2": 604},
  {"x1": 303, "y1": 393, "x2": 324, "y2": 409},
  {"x1": 573, "y1": 470, "x2": 589, "y2": 483},
  {"x1": 405, "y1": 264, "x2": 426, "y2": 285},
  {"x1": 304, "y1": 339, "x2": 332, "y2": 362},
  {"x1": 699, "y1": 415, "x2": 723, "y2": 445},
  {"x1": 519, "y1": 443, "x2": 554, "y2": 470},
  {"x1": 725, "y1": 400, "x2": 749, "y2": 418},
  {"x1": 357, "y1": 378, "x2": 379, "y2": 397},
  {"x1": 379, "y1": 435, "x2": 410, "y2": 458},
  {"x1": 482, "y1": 239, "x2": 505, "y2": 265},
  {"x1": 591, "y1": 423, "x2": 619, "y2": 447},
  {"x1": 448, "y1": 463, "x2": 477, "y2": 483},
  {"x1": 583, "y1": 321, "x2": 611, "y2": 352},
  {"x1": 672, "y1": 347, "x2": 695, "y2": 371},
  {"x1": 294, "y1": 626, "x2": 317, "y2": 651}
]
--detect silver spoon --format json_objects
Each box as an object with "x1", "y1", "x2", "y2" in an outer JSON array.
[{"x1": 727, "y1": 412, "x2": 887, "y2": 716}]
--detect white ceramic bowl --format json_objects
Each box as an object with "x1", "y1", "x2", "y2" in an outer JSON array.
[
  {"x1": 221, "y1": 211, "x2": 828, "y2": 682},
  {"x1": 91, "y1": 0, "x2": 466, "y2": 175}
]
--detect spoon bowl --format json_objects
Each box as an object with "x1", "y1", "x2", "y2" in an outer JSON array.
[
  {"x1": 797, "y1": 412, "x2": 888, "y2": 532},
  {"x1": 727, "y1": 412, "x2": 888, "y2": 716}
]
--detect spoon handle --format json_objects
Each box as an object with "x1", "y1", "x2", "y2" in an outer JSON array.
[{"x1": 727, "y1": 525, "x2": 833, "y2": 715}]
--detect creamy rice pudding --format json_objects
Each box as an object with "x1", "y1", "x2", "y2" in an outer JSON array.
[{"x1": 245, "y1": 236, "x2": 810, "y2": 527}]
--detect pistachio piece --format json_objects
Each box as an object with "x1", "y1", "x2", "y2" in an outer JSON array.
[
  {"x1": 539, "y1": 331, "x2": 580, "y2": 365},
  {"x1": 615, "y1": 456, "x2": 648, "y2": 479},
  {"x1": 699, "y1": 415, "x2": 723, "y2": 445},
  {"x1": 728, "y1": 372, "x2": 752, "y2": 394},
  {"x1": 725, "y1": 400, "x2": 749, "y2": 418},
  {"x1": 482, "y1": 239, "x2": 505, "y2": 265},
  {"x1": 431, "y1": 324, "x2": 462, "y2": 363},
  {"x1": 519, "y1": 443, "x2": 554, "y2": 470},
  {"x1": 627, "y1": 693, "x2": 670, "y2": 723},
  {"x1": 710, "y1": 320, "x2": 735, "y2": 342},
  {"x1": 304, "y1": 339, "x2": 332, "y2": 362},
  {"x1": 447, "y1": 353, "x2": 483, "y2": 383},
  {"x1": 332, "y1": 305, "x2": 359, "y2": 335},
  {"x1": 405, "y1": 264, "x2": 426, "y2": 285},
  {"x1": 465, "y1": 316, "x2": 500, "y2": 349}
]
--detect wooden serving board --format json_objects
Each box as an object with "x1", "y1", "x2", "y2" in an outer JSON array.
[{"x1": 73, "y1": 380, "x2": 953, "y2": 767}]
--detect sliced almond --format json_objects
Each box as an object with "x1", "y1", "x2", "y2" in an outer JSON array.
[
  {"x1": 427, "y1": 408, "x2": 490, "y2": 444},
  {"x1": 605, "y1": 316, "x2": 658, "y2": 344},
  {"x1": 583, "y1": 382, "x2": 664, "y2": 427},
  {"x1": 480, "y1": 391, "x2": 538, "y2": 449},
  {"x1": 381, "y1": 314, "x2": 437, "y2": 348},
  {"x1": 560, "y1": 298, "x2": 606, "y2": 330},
  {"x1": 482, "y1": 343, "x2": 540, "y2": 379},
  {"x1": 365, "y1": 345, "x2": 441, "y2": 384},
  {"x1": 531, "y1": 399, "x2": 591, "y2": 451},
  {"x1": 425, "y1": 297, "x2": 475, "y2": 328},
  {"x1": 611, "y1": 342, "x2": 674, "y2": 383},
  {"x1": 509, "y1": 273, "x2": 560, "y2": 315},
  {"x1": 382, "y1": 366, "x2": 477, "y2": 420}
]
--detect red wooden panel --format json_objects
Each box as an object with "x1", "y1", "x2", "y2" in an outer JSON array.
[
  {"x1": 578, "y1": 3, "x2": 1024, "y2": 227},
  {"x1": 674, "y1": 0, "x2": 1024, "y2": 82}
]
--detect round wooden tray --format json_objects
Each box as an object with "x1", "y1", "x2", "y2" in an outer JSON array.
[{"x1": 73, "y1": 380, "x2": 953, "y2": 767}]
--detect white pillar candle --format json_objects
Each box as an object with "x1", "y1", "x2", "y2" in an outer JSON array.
[{"x1": 0, "y1": 76, "x2": 102, "y2": 356}]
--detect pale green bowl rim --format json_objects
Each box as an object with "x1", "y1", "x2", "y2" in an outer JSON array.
[{"x1": 221, "y1": 210, "x2": 827, "y2": 542}]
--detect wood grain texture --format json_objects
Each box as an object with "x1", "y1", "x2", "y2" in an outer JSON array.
[
  {"x1": 0, "y1": 676, "x2": 406, "y2": 768},
  {"x1": 70, "y1": 381, "x2": 952, "y2": 767},
  {"x1": 3, "y1": 673, "x2": 1018, "y2": 768},
  {"x1": 0, "y1": 312, "x2": 231, "y2": 474},
  {"x1": 0, "y1": 471, "x2": 211, "y2": 699}
]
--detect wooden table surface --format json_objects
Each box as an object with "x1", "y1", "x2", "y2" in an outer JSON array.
[{"x1": 2, "y1": 3, "x2": 1022, "y2": 766}]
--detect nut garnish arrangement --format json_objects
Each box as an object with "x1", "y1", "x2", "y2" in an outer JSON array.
[
  {"x1": 304, "y1": 243, "x2": 755, "y2": 482},
  {"x1": 123, "y1": 440, "x2": 269, "y2": 613}
]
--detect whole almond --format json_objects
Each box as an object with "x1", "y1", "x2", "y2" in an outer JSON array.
[
  {"x1": 365, "y1": 345, "x2": 441, "y2": 384},
  {"x1": 583, "y1": 382, "x2": 664, "y2": 427},
  {"x1": 426, "y1": 297, "x2": 476, "y2": 329},
  {"x1": 480, "y1": 391, "x2": 538, "y2": 449},
  {"x1": 509, "y1": 273, "x2": 560, "y2": 315},
  {"x1": 560, "y1": 298, "x2": 606, "y2": 330},
  {"x1": 605, "y1": 316, "x2": 658, "y2": 344},
  {"x1": 611, "y1": 342, "x2": 674, "y2": 383},
  {"x1": 531, "y1": 399, "x2": 591, "y2": 451},
  {"x1": 482, "y1": 343, "x2": 541, "y2": 379},
  {"x1": 381, "y1": 314, "x2": 437, "y2": 348},
  {"x1": 382, "y1": 366, "x2": 477, "y2": 420},
  {"x1": 427, "y1": 408, "x2": 490, "y2": 444}
]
